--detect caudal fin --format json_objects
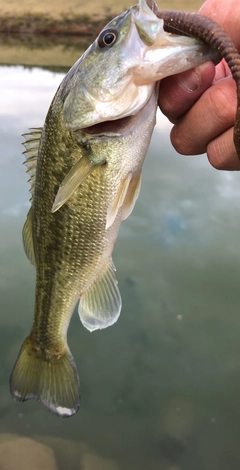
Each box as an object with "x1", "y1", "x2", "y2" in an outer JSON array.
[{"x1": 9, "y1": 336, "x2": 80, "y2": 417}]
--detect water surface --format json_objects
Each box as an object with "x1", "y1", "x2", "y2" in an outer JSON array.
[{"x1": 1, "y1": 56, "x2": 240, "y2": 469}]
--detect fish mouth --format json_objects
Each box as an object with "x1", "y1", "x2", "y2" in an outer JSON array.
[
  {"x1": 82, "y1": 115, "x2": 133, "y2": 135},
  {"x1": 81, "y1": 86, "x2": 158, "y2": 137}
]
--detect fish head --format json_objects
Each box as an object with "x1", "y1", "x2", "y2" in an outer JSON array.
[{"x1": 62, "y1": 0, "x2": 218, "y2": 130}]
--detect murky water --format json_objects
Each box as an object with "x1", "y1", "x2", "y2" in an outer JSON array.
[{"x1": 1, "y1": 28, "x2": 240, "y2": 470}]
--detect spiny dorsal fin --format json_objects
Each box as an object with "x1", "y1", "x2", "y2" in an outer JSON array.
[
  {"x1": 52, "y1": 149, "x2": 106, "y2": 213},
  {"x1": 22, "y1": 128, "x2": 42, "y2": 202},
  {"x1": 22, "y1": 207, "x2": 36, "y2": 267}
]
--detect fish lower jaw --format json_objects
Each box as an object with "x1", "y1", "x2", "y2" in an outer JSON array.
[{"x1": 81, "y1": 86, "x2": 158, "y2": 138}]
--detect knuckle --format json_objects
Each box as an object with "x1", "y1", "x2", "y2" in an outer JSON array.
[
  {"x1": 170, "y1": 124, "x2": 194, "y2": 155},
  {"x1": 208, "y1": 79, "x2": 236, "y2": 127},
  {"x1": 207, "y1": 129, "x2": 239, "y2": 170}
]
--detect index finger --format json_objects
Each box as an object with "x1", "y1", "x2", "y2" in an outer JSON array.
[{"x1": 199, "y1": 0, "x2": 240, "y2": 50}]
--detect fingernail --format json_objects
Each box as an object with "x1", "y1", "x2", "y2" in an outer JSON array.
[{"x1": 178, "y1": 66, "x2": 202, "y2": 93}]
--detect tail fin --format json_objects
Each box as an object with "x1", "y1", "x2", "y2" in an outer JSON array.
[{"x1": 9, "y1": 336, "x2": 80, "y2": 417}]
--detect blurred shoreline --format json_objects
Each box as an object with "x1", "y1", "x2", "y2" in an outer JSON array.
[
  {"x1": 0, "y1": 0, "x2": 201, "y2": 36},
  {"x1": 0, "y1": 34, "x2": 93, "y2": 69},
  {"x1": 0, "y1": 13, "x2": 111, "y2": 38},
  {"x1": 0, "y1": 0, "x2": 202, "y2": 68}
]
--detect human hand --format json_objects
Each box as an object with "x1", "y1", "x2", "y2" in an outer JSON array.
[{"x1": 158, "y1": 0, "x2": 240, "y2": 170}]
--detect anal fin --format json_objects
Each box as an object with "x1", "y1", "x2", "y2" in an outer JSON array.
[{"x1": 78, "y1": 259, "x2": 122, "y2": 332}]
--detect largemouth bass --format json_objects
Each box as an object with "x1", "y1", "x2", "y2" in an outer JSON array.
[{"x1": 10, "y1": 0, "x2": 218, "y2": 417}]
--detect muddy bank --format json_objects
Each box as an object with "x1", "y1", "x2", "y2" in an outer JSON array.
[
  {"x1": 0, "y1": 0, "x2": 202, "y2": 36},
  {"x1": 0, "y1": 13, "x2": 110, "y2": 37}
]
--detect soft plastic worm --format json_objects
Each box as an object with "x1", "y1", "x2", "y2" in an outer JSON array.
[{"x1": 155, "y1": 8, "x2": 240, "y2": 157}]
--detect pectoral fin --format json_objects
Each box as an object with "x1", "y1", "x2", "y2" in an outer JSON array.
[
  {"x1": 52, "y1": 150, "x2": 106, "y2": 213},
  {"x1": 22, "y1": 207, "x2": 36, "y2": 267},
  {"x1": 106, "y1": 172, "x2": 132, "y2": 230},
  {"x1": 122, "y1": 171, "x2": 142, "y2": 221},
  {"x1": 78, "y1": 259, "x2": 122, "y2": 332}
]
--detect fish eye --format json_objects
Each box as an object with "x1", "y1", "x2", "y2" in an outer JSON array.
[{"x1": 98, "y1": 29, "x2": 118, "y2": 48}]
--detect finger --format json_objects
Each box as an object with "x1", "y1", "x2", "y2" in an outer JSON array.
[
  {"x1": 199, "y1": 0, "x2": 240, "y2": 50},
  {"x1": 170, "y1": 76, "x2": 237, "y2": 155},
  {"x1": 206, "y1": 127, "x2": 240, "y2": 170},
  {"x1": 158, "y1": 62, "x2": 216, "y2": 123},
  {"x1": 214, "y1": 60, "x2": 232, "y2": 83}
]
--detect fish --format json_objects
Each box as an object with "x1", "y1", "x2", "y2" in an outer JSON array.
[{"x1": 9, "y1": 0, "x2": 218, "y2": 417}]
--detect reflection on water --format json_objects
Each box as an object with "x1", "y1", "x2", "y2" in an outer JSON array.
[
  {"x1": 1, "y1": 63, "x2": 240, "y2": 470},
  {"x1": 0, "y1": 33, "x2": 90, "y2": 69}
]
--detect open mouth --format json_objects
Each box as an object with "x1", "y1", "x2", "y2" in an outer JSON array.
[{"x1": 82, "y1": 115, "x2": 133, "y2": 135}]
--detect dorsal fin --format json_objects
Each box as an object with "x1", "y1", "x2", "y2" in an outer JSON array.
[
  {"x1": 22, "y1": 207, "x2": 36, "y2": 266},
  {"x1": 22, "y1": 128, "x2": 42, "y2": 202}
]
